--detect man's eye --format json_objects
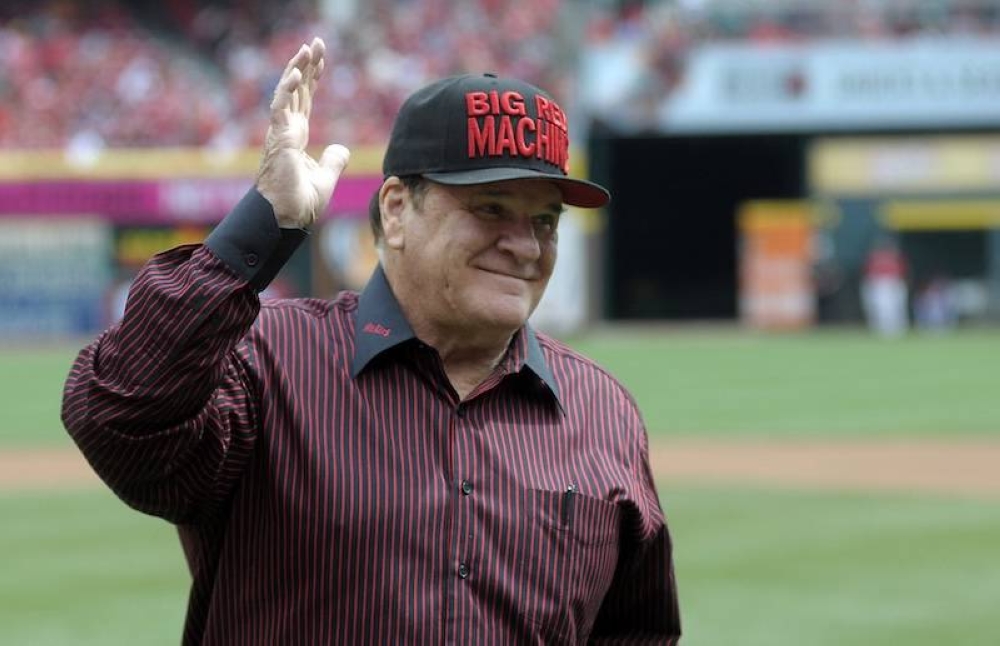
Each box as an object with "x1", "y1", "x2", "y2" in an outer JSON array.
[
  {"x1": 532, "y1": 214, "x2": 559, "y2": 233},
  {"x1": 475, "y1": 204, "x2": 504, "y2": 219}
]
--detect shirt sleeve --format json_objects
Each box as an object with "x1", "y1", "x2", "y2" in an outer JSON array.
[
  {"x1": 589, "y1": 420, "x2": 682, "y2": 645},
  {"x1": 60, "y1": 188, "x2": 308, "y2": 524}
]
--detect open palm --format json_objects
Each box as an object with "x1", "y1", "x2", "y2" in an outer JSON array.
[{"x1": 257, "y1": 37, "x2": 350, "y2": 229}]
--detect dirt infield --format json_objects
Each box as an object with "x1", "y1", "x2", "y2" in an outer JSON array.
[
  {"x1": 3, "y1": 439, "x2": 999, "y2": 498},
  {"x1": 0, "y1": 449, "x2": 102, "y2": 492},
  {"x1": 650, "y1": 438, "x2": 1000, "y2": 498}
]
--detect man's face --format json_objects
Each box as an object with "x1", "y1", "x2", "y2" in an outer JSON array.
[{"x1": 386, "y1": 178, "x2": 563, "y2": 337}]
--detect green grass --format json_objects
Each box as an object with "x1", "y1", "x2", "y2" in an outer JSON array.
[
  {"x1": 4, "y1": 328, "x2": 998, "y2": 445},
  {"x1": 0, "y1": 489, "x2": 188, "y2": 646},
  {"x1": 0, "y1": 345, "x2": 80, "y2": 447},
  {"x1": 666, "y1": 486, "x2": 1000, "y2": 646},
  {"x1": 2, "y1": 485, "x2": 997, "y2": 646},
  {"x1": 568, "y1": 327, "x2": 1000, "y2": 438}
]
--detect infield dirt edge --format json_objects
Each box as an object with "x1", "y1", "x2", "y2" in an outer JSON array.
[{"x1": 3, "y1": 439, "x2": 998, "y2": 498}]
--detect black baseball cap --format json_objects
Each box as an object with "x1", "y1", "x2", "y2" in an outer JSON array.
[{"x1": 382, "y1": 73, "x2": 611, "y2": 208}]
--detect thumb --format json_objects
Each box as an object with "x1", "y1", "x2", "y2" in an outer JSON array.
[{"x1": 320, "y1": 144, "x2": 351, "y2": 176}]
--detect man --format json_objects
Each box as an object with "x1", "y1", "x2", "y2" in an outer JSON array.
[
  {"x1": 861, "y1": 234, "x2": 909, "y2": 337},
  {"x1": 62, "y1": 37, "x2": 681, "y2": 645}
]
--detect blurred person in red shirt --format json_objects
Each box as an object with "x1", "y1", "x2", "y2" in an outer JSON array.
[{"x1": 861, "y1": 234, "x2": 909, "y2": 337}]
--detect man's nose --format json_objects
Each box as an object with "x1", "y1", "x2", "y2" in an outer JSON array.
[{"x1": 496, "y1": 217, "x2": 541, "y2": 261}]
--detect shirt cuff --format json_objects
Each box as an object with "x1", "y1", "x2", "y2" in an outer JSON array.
[{"x1": 204, "y1": 188, "x2": 309, "y2": 292}]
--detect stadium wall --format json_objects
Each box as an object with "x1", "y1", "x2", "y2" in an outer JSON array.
[{"x1": 0, "y1": 145, "x2": 599, "y2": 338}]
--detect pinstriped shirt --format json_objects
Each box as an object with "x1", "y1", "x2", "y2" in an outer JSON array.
[{"x1": 62, "y1": 190, "x2": 681, "y2": 645}]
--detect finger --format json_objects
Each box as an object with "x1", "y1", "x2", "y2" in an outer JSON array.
[
  {"x1": 292, "y1": 40, "x2": 319, "y2": 116},
  {"x1": 302, "y1": 37, "x2": 325, "y2": 117},
  {"x1": 271, "y1": 66, "x2": 302, "y2": 116},
  {"x1": 309, "y1": 37, "x2": 326, "y2": 67},
  {"x1": 299, "y1": 60, "x2": 315, "y2": 118},
  {"x1": 271, "y1": 41, "x2": 309, "y2": 110},
  {"x1": 290, "y1": 82, "x2": 300, "y2": 113},
  {"x1": 319, "y1": 144, "x2": 351, "y2": 176},
  {"x1": 279, "y1": 43, "x2": 311, "y2": 88},
  {"x1": 297, "y1": 60, "x2": 313, "y2": 113}
]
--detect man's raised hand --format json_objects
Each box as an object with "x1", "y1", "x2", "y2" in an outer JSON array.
[{"x1": 256, "y1": 37, "x2": 350, "y2": 229}]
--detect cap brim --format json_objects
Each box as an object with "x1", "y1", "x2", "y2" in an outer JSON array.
[{"x1": 422, "y1": 167, "x2": 610, "y2": 208}]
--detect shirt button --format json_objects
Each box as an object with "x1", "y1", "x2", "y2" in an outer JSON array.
[
  {"x1": 458, "y1": 563, "x2": 470, "y2": 579},
  {"x1": 244, "y1": 252, "x2": 259, "y2": 267},
  {"x1": 461, "y1": 480, "x2": 473, "y2": 496}
]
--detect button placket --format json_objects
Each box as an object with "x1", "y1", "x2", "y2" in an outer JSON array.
[{"x1": 452, "y1": 406, "x2": 475, "y2": 585}]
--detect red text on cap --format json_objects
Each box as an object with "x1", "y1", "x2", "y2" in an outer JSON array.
[
  {"x1": 464, "y1": 91, "x2": 570, "y2": 174},
  {"x1": 466, "y1": 91, "x2": 527, "y2": 117}
]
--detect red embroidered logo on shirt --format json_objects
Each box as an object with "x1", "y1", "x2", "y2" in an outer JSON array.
[{"x1": 363, "y1": 322, "x2": 391, "y2": 338}]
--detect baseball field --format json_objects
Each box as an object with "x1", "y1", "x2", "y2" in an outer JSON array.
[{"x1": 2, "y1": 327, "x2": 998, "y2": 645}]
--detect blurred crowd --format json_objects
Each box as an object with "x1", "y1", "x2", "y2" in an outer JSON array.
[
  {"x1": 3, "y1": 0, "x2": 1000, "y2": 149},
  {"x1": 0, "y1": 0, "x2": 569, "y2": 150}
]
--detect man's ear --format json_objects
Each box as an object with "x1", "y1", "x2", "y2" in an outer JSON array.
[{"x1": 380, "y1": 177, "x2": 407, "y2": 250}]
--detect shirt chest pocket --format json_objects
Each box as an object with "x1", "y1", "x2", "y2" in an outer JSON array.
[{"x1": 517, "y1": 488, "x2": 621, "y2": 643}]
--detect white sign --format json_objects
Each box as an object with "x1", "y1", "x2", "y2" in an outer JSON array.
[{"x1": 662, "y1": 39, "x2": 1000, "y2": 132}]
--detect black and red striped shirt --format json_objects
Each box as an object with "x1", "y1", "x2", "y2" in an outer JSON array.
[{"x1": 62, "y1": 190, "x2": 681, "y2": 645}]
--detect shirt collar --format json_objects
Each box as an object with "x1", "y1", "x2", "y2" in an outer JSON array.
[
  {"x1": 351, "y1": 264, "x2": 417, "y2": 377},
  {"x1": 351, "y1": 264, "x2": 562, "y2": 408},
  {"x1": 515, "y1": 324, "x2": 562, "y2": 406}
]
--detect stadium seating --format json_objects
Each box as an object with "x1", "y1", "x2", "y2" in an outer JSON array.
[
  {"x1": 0, "y1": 0, "x2": 569, "y2": 148},
  {"x1": 3, "y1": 0, "x2": 998, "y2": 148}
]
